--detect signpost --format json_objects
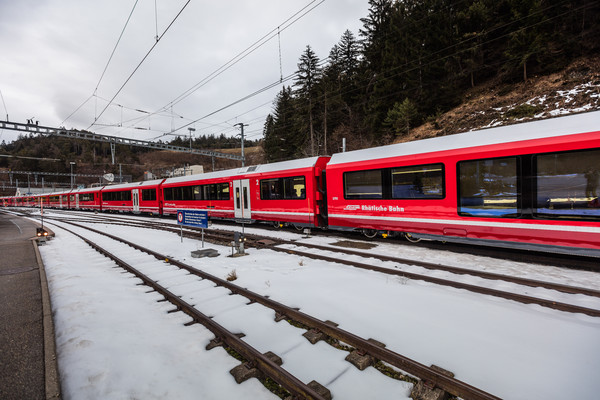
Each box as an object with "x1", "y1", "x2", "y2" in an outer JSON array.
[{"x1": 176, "y1": 210, "x2": 208, "y2": 247}]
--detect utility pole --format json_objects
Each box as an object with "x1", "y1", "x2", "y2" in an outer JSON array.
[
  {"x1": 70, "y1": 162, "x2": 75, "y2": 189},
  {"x1": 188, "y1": 127, "x2": 195, "y2": 152},
  {"x1": 234, "y1": 123, "x2": 248, "y2": 167}
]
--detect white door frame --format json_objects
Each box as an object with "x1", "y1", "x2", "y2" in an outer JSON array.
[
  {"x1": 233, "y1": 179, "x2": 251, "y2": 219},
  {"x1": 132, "y1": 189, "x2": 140, "y2": 212}
]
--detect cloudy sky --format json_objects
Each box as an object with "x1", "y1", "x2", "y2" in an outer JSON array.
[{"x1": 0, "y1": 0, "x2": 368, "y2": 144}]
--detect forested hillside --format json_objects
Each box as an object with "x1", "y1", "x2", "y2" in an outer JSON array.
[{"x1": 262, "y1": 0, "x2": 600, "y2": 162}]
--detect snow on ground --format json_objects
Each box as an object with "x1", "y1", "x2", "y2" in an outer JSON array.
[
  {"x1": 41, "y1": 224, "x2": 277, "y2": 400},
  {"x1": 32, "y1": 210, "x2": 600, "y2": 400}
]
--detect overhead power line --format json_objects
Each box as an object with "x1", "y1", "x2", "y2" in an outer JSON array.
[
  {"x1": 89, "y1": 0, "x2": 192, "y2": 130},
  {"x1": 121, "y1": 0, "x2": 326, "y2": 135},
  {"x1": 62, "y1": 0, "x2": 140, "y2": 127}
]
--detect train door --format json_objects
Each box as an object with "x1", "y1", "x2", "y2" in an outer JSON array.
[
  {"x1": 132, "y1": 189, "x2": 139, "y2": 213},
  {"x1": 233, "y1": 179, "x2": 251, "y2": 220},
  {"x1": 76, "y1": 194, "x2": 80, "y2": 209}
]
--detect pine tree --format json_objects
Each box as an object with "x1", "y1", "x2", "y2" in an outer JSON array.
[
  {"x1": 263, "y1": 86, "x2": 302, "y2": 162},
  {"x1": 294, "y1": 45, "x2": 321, "y2": 156},
  {"x1": 503, "y1": 0, "x2": 550, "y2": 81},
  {"x1": 384, "y1": 98, "x2": 418, "y2": 137}
]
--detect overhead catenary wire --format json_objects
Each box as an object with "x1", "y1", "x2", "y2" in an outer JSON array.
[
  {"x1": 117, "y1": 0, "x2": 326, "y2": 136},
  {"x1": 62, "y1": 0, "x2": 140, "y2": 127},
  {"x1": 88, "y1": 0, "x2": 192, "y2": 130},
  {"x1": 60, "y1": 0, "x2": 583, "y2": 150},
  {"x1": 219, "y1": 0, "x2": 594, "y2": 138}
]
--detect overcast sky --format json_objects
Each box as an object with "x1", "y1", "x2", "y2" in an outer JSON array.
[{"x1": 0, "y1": 0, "x2": 368, "y2": 144}]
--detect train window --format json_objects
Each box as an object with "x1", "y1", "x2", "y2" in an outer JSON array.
[
  {"x1": 261, "y1": 178, "x2": 281, "y2": 200},
  {"x1": 391, "y1": 164, "x2": 444, "y2": 199},
  {"x1": 283, "y1": 176, "x2": 306, "y2": 199},
  {"x1": 534, "y1": 149, "x2": 600, "y2": 220},
  {"x1": 458, "y1": 157, "x2": 519, "y2": 217},
  {"x1": 260, "y1": 176, "x2": 306, "y2": 200},
  {"x1": 243, "y1": 187, "x2": 249, "y2": 209},
  {"x1": 164, "y1": 183, "x2": 229, "y2": 201},
  {"x1": 344, "y1": 169, "x2": 383, "y2": 199},
  {"x1": 142, "y1": 189, "x2": 156, "y2": 201},
  {"x1": 80, "y1": 193, "x2": 94, "y2": 202},
  {"x1": 103, "y1": 190, "x2": 131, "y2": 202},
  {"x1": 214, "y1": 183, "x2": 230, "y2": 200},
  {"x1": 193, "y1": 185, "x2": 203, "y2": 200}
]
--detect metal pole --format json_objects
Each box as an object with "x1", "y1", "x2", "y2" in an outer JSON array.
[
  {"x1": 70, "y1": 162, "x2": 75, "y2": 189},
  {"x1": 188, "y1": 127, "x2": 195, "y2": 152},
  {"x1": 234, "y1": 123, "x2": 248, "y2": 167}
]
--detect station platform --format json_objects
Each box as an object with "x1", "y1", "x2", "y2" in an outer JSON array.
[{"x1": 0, "y1": 212, "x2": 60, "y2": 399}]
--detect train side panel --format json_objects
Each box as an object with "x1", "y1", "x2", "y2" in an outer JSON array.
[
  {"x1": 326, "y1": 113, "x2": 600, "y2": 254},
  {"x1": 161, "y1": 175, "x2": 235, "y2": 219},
  {"x1": 242, "y1": 156, "x2": 329, "y2": 227}
]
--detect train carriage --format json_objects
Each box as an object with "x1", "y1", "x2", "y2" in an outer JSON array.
[
  {"x1": 161, "y1": 156, "x2": 330, "y2": 228},
  {"x1": 46, "y1": 192, "x2": 64, "y2": 209},
  {"x1": 161, "y1": 170, "x2": 235, "y2": 219},
  {"x1": 128, "y1": 179, "x2": 165, "y2": 215},
  {"x1": 100, "y1": 183, "x2": 136, "y2": 213},
  {"x1": 70, "y1": 187, "x2": 103, "y2": 211},
  {"x1": 239, "y1": 156, "x2": 330, "y2": 228},
  {"x1": 325, "y1": 111, "x2": 600, "y2": 256},
  {"x1": 61, "y1": 192, "x2": 73, "y2": 209}
]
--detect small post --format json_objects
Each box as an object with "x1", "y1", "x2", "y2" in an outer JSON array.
[
  {"x1": 180, "y1": 225, "x2": 183, "y2": 243},
  {"x1": 201, "y1": 228, "x2": 205, "y2": 248}
]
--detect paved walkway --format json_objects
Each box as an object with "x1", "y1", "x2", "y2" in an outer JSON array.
[{"x1": 0, "y1": 211, "x2": 60, "y2": 399}]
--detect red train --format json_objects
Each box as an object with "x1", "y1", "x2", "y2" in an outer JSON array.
[{"x1": 3, "y1": 111, "x2": 599, "y2": 256}]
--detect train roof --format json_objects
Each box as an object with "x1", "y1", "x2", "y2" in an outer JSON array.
[
  {"x1": 163, "y1": 156, "x2": 327, "y2": 184},
  {"x1": 102, "y1": 179, "x2": 164, "y2": 191},
  {"x1": 71, "y1": 186, "x2": 103, "y2": 193},
  {"x1": 328, "y1": 110, "x2": 600, "y2": 166}
]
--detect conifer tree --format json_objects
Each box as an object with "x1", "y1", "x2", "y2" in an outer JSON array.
[{"x1": 294, "y1": 45, "x2": 321, "y2": 156}]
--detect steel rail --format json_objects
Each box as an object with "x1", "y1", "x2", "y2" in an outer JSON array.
[
  {"x1": 268, "y1": 246, "x2": 600, "y2": 318},
  {"x1": 25, "y1": 210, "x2": 600, "y2": 301},
  {"x1": 53, "y1": 223, "x2": 326, "y2": 400},
  {"x1": 41, "y1": 212, "x2": 600, "y2": 312},
  {"x1": 268, "y1": 241, "x2": 600, "y2": 298},
  {"x1": 50, "y1": 218, "x2": 501, "y2": 400}
]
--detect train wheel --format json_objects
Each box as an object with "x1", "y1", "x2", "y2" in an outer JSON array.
[
  {"x1": 293, "y1": 224, "x2": 304, "y2": 231},
  {"x1": 272, "y1": 221, "x2": 282, "y2": 228},
  {"x1": 362, "y1": 229, "x2": 378, "y2": 238},
  {"x1": 404, "y1": 233, "x2": 422, "y2": 243}
]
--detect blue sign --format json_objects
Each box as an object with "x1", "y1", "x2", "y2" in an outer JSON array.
[{"x1": 177, "y1": 210, "x2": 208, "y2": 228}]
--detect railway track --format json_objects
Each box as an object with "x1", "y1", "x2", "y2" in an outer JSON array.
[
  {"x1": 43, "y1": 211, "x2": 600, "y2": 317},
  {"x1": 17, "y1": 209, "x2": 600, "y2": 317},
  {"x1": 41, "y1": 216, "x2": 502, "y2": 400},
  {"x1": 29, "y1": 207, "x2": 600, "y2": 271}
]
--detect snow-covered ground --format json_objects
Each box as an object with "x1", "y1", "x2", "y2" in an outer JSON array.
[{"x1": 29, "y1": 210, "x2": 600, "y2": 400}]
